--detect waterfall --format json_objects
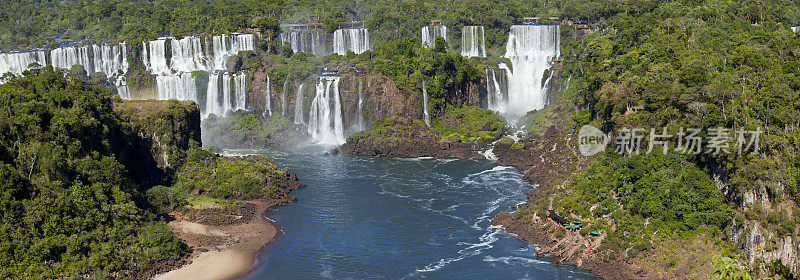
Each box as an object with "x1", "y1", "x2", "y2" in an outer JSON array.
[
  {"x1": 461, "y1": 26, "x2": 486, "y2": 57},
  {"x1": 333, "y1": 28, "x2": 370, "y2": 55},
  {"x1": 222, "y1": 74, "x2": 233, "y2": 115},
  {"x1": 422, "y1": 79, "x2": 431, "y2": 127},
  {"x1": 142, "y1": 42, "x2": 150, "y2": 70},
  {"x1": 422, "y1": 25, "x2": 447, "y2": 48},
  {"x1": 502, "y1": 25, "x2": 560, "y2": 120},
  {"x1": 206, "y1": 74, "x2": 222, "y2": 118},
  {"x1": 92, "y1": 43, "x2": 128, "y2": 77},
  {"x1": 145, "y1": 34, "x2": 254, "y2": 72},
  {"x1": 212, "y1": 33, "x2": 255, "y2": 70},
  {"x1": 294, "y1": 84, "x2": 305, "y2": 124},
  {"x1": 356, "y1": 77, "x2": 365, "y2": 130},
  {"x1": 51, "y1": 46, "x2": 93, "y2": 73},
  {"x1": 147, "y1": 39, "x2": 170, "y2": 75},
  {"x1": 486, "y1": 68, "x2": 500, "y2": 111},
  {"x1": 280, "y1": 29, "x2": 330, "y2": 58},
  {"x1": 308, "y1": 76, "x2": 344, "y2": 144},
  {"x1": 486, "y1": 64, "x2": 509, "y2": 112},
  {"x1": 115, "y1": 76, "x2": 131, "y2": 99},
  {"x1": 234, "y1": 72, "x2": 247, "y2": 111},
  {"x1": 0, "y1": 50, "x2": 47, "y2": 77},
  {"x1": 142, "y1": 33, "x2": 254, "y2": 118},
  {"x1": 281, "y1": 78, "x2": 289, "y2": 116},
  {"x1": 156, "y1": 73, "x2": 198, "y2": 102},
  {"x1": 170, "y1": 36, "x2": 208, "y2": 72},
  {"x1": 264, "y1": 75, "x2": 272, "y2": 117}
]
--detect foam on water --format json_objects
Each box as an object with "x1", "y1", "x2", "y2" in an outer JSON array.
[{"x1": 238, "y1": 152, "x2": 595, "y2": 280}]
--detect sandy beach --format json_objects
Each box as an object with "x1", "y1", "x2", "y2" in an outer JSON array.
[{"x1": 153, "y1": 201, "x2": 279, "y2": 280}]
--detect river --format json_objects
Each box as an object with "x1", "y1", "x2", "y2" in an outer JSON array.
[{"x1": 228, "y1": 147, "x2": 595, "y2": 279}]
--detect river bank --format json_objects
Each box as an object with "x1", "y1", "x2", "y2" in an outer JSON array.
[{"x1": 151, "y1": 171, "x2": 304, "y2": 280}]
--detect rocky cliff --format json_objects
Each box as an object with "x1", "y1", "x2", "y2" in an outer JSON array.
[{"x1": 114, "y1": 99, "x2": 201, "y2": 185}]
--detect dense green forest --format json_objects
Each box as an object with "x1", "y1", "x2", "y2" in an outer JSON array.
[
  {"x1": 0, "y1": 68, "x2": 295, "y2": 278},
  {"x1": 559, "y1": 0, "x2": 800, "y2": 221},
  {"x1": 3, "y1": 0, "x2": 800, "y2": 277},
  {"x1": 0, "y1": 67, "x2": 183, "y2": 278},
  {"x1": 6, "y1": 0, "x2": 797, "y2": 52},
  {"x1": 511, "y1": 0, "x2": 800, "y2": 277}
]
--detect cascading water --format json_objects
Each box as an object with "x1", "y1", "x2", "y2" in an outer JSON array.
[
  {"x1": 486, "y1": 64, "x2": 509, "y2": 112},
  {"x1": 212, "y1": 33, "x2": 255, "y2": 70},
  {"x1": 51, "y1": 46, "x2": 93, "y2": 73},
  {"x1": 156, "y1": 73, "x2": 198, "y2": 102},
  {"x1": 486, "y1": 69, "x2": 500, "y2": 111},
  {"x1": 92, "y1": 43, "x2": 128, "y2": 77},
  {"x1": 502, "y1": 25, "x2": 560, "y2": 121},
  {"x1": 294, "y1": 84, "x2": 305, "y2": 124},
  {"x1": 280, "y1": 29, "x2": 330, "y2": 58},
  {"x1": 115, "y1": 77, "x2": 131, "y2": 99},
  {"x1": 356, "y1": 77, "x2": 365, "y2": 131},
  {"x1": 281, "y1": 78, "x2": 289, "y2": 116},
  {"x1": 264, "y1": 75, "x2": 272, "y2": 117},
  {"x1": 234, "y1": 72, "x2": 247, "y2": 111},
  {"x1": 203, "y1": 73, "x2": 247, "y2": 118},
  {"x1": 333, "y1": 28, "x2": 370, "y2": 55},
  {"x1": 142, "y1": 42, "x2": 150, "y2": 70},
  {"x1": 222, "y1": 74, "x2": 233, "y2": 115},
  {"x1": 146, "y1": 39, "x2": 170, "y2": 75},
  {"x1": 422, "y1": 26, "x2": 447, "y2": 48},
  {"x1": 0, "y1": 50, "x2": 47, "y2": 77},
  {"x1": 142, "y1": 33, "x2": 253, "y2": 118},
  {"x1": 170, "y1": 36, "x2": 209, "y2": 72},
  {"x1": 49, "y1": 43, "x2": 129, "y2": 96},
  {"x1": 422, "y1": 79, "x2": 431, "y2": 127},
  {"x1": 461, "y1": 26, "x2": 486, "y2": 57},
  {"x1": 206, "y1": 74, "x2": 222, "y2": 118},
  {"x1": 308, "y1": 75, "x2": 344, "y2": 144}
]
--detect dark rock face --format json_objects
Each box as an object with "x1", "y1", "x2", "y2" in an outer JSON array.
[
  {"x1": 341, "y1": 74, "x2": 424, "y2": 130},
  {"x1": 114, "y1": 99, "x2": 202, "y2": 186}
]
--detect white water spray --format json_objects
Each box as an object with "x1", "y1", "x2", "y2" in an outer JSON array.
[
  {"x1": 422, "y1": 79, "x2": 431, "y2": 127},
  {"x1": 461, "y1": 26, "x2": 486, "y2": 57},
  {"x1": 422, "y1": 26, "x2": 447, "y2": 48},
  {"x1": 501, "y1": 25, "x2": 560, "y2": 121},
  {"x1": 333, "y1": 28, "x2": 370, "y2": 55},
  {"x1": 280, "y1": 29, "x2": 330, "y2": 58},
  {"x1": 308, "y1": 76, "x2": 344, "y2": 144},
  {"x1": 294, "y1": 84, "x2": 305, "y2": 124}
]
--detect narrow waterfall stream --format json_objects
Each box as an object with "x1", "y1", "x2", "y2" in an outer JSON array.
[
  {"x1": 264, "y1": 75, "x2": 272, "y2": 117},
  {"x1": 294, "y1": 84, "x2": 305, "y2": 124},
  {"x1": 422, "y1": 79, "x2": 431, "y2": 127}
]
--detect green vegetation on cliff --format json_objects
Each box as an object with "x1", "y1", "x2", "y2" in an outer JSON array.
[
  {"x1": 434, "y1": 106, "x2": 504, "y2": 144},
  {"x1": 489, "y1": 0, "x2": 800, "y2": 277},
  {"x1": 0, "y1": 67, "x2": 183, "y2": 278},
  {"x1": 555, "y1": 0, "x2": 800, "y2": 235},
  {"x1": 174, "y1": 147, "x2": 289, "y2": 200},
  {"x1": 551, "y1": 151, "x2": 731, "y2": 253},
  {"x1": 0, "y1": 68, "x2": 295, "y2": 279},
  {"x1": 349, "y1": 106, "x2": 503, "y2": 147},
  {"x1": 347, "y1": 116, "x2": 437, "y2": 148}
]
